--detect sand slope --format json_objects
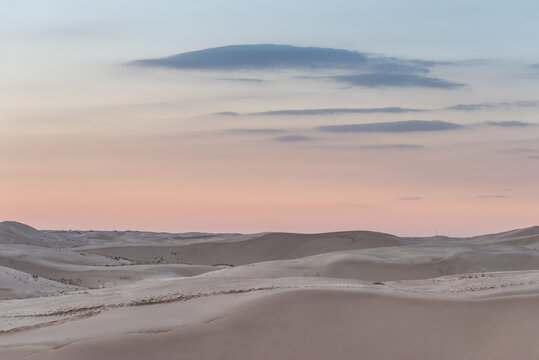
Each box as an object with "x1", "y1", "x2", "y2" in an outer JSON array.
[
  {"x1": 207, "y1": 243, "x2": 539, "y2": 281},
  {"x1": 410, "y1": 226, "x2": 539, "y2": 250},
  {"x1": 81, "y1": 231, "x2": 403, "y2": 265},
  {"x1": 466, "y1": 226, "x2": 539, "y2": 249},
  {"x1": 0, "y1": 266, "x2": 79, "y2": 300},
  {"x1": 0, "y1": 272, "x2": 537, "y2": 360},
  {"x1": 0, "y1": 222, "x2": 538, "y2": 359},
  {"x1": 0, "y1": 245, "x2": 223, "y2": 293},
  {"x1": 0, "y1": 222, "x2": 52, "y2": 247}
]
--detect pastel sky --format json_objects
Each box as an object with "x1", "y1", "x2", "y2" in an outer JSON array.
[{"x1": 2, "y1": 0, "x2": 539, "y2": 236}]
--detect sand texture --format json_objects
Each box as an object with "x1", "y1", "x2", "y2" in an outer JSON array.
[{"x1": 1, "y1": 221, "x2": 538, "y2": 359}]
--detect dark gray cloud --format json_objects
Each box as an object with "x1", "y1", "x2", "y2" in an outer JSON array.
[
  {"x1": 130, "y1": 44, "x2": 461, "y2": 88},
  {"x1": 229, "y1": 128, "x2": 286, "y2": 134},
  {"x1": 132, "y1": 44, "x2": 369, "y2": 70},
  {"x1": 332, "y1": 73, "x2": 464, "y2": 89},
  {"x1": 529, "y1": 64, "x2": 539, "y2": 70},
  {"x1": 528, "y1": 155, "x2": 539, "y2": 159},
  {"x1": 131, "y1": 44, "x2": 432, "y2": 72},
  {"x1": 249, "y1": 107, "x2": 424, "y2": 116},
  {"x1": 400, "y1": 197, "x2": 422, "y2": 201},
  {"x1": 275, "y1": 135, "x2": 312, "y2": 142},
  {"x1": 477, "y1": 195, "x2": 506, "y2": 199},
  {"x1": 317, "y1": 120, "x2": 463, "y2": 133},
  {"x1": 445, "y1": 100, "x2": 539, "y2": 111},
  {"x1": 485, "y1": 121, "x2": 535, "y2": 127}
]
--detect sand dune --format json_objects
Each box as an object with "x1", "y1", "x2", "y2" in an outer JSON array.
[
  {"x1": 0, "y1": 222, "x2": 52, "y2": 247},
  {"x1": 0, "y1": 223, "x2": 227, "y2": 296},
  {"x1": 410, "y1": 226, "x2": 539, "y2": 249},
  {"x1": 0, "y1": 245, "x2": 223, "y2": 294},
  {"x1": 0, "y1": 265, "x2": 79, "y2": 300},
  {"x1": 156, "y1": 288, "x2": 539, "y2": 360},
  {"x1": 0, "y1": 272, "x2": 537, "y2": 360},
  {"x1": 0, "y1": 222, "x2": 538, "y2": 359},
  {"x1": 46, "y1": 229, "x2": 229, "y2": 248},
  {"x1": 0, "y1": 221, "x2": 230, "y2": 249},
  {"x1": 206, "y1": 243, "x2": 539, "y2": 281},
  {"x1": 466, "y1": 226, "x2": 539, "y2": 249},
  {"x1": 0, "y1": 256, "x2": 223, "y2": 290},
  {"x1": 80, "y1": 231, "x2": 403, "y2": 265}
]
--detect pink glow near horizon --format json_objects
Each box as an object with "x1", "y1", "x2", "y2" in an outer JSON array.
[{"x1": 2, "y1": 131, "x2": 537, "y2": 237}]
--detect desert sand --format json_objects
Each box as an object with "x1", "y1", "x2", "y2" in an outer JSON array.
[{"x1": 0, "y1": 220, "x2": 538, "y2": 359}]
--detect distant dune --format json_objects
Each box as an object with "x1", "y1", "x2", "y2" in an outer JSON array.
[
  {"x1": 79, "y1": 230, "x2": 403, "y2": 266},
  {"x1": 206, "y1": 243, "x2": 539, "y2": 281},
  {"x1": 0, "y1": 221, "x2": 538, "y2": 359},
  {"x1": 466, "y1": 226, "x2": 539, "y2": 248},
  {"x1": 0, "y1": 221, "x2": 51, "y2": 246}
]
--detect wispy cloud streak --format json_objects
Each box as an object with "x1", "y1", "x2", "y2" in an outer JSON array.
[
  {"x1": 317, "y1": 120, "x2": 463, "y2": 133},
  {"x1": 485, "y1": 121, "x2": 535, "y2": 127},
  {"x1": 275, "y1": 135, "x2": 312, "y2": 142},
  {"x1": 249, "y1": 107, "x2": 425, "y2": 116},
  {"x1": 228, "y1": 128, "x2": 287, "y2": 134},
  {"x1": 359, "y1": 144, "x2": 425, "y2": 150},
  {"x1": 216, "y1": 100, "x2": 539, "y2": 117},
  {"x1": 445, "y1": 100, "x2": 539, "y2": 111},
  {"x1": 332, "y1": 73, "x2": 464, "y2": 89}
]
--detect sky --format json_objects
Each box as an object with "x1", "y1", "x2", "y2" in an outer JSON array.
[{"x1": 1, "y1": 0, "x2": 539, "y2": 236}]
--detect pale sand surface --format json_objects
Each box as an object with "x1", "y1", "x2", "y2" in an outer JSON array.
[
  {"x1": 1, "y1": 221, "x2": 538, "y2": 359},
  {"x1": 204, "y1": 244, "x2": 539, "y2": 281}
]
